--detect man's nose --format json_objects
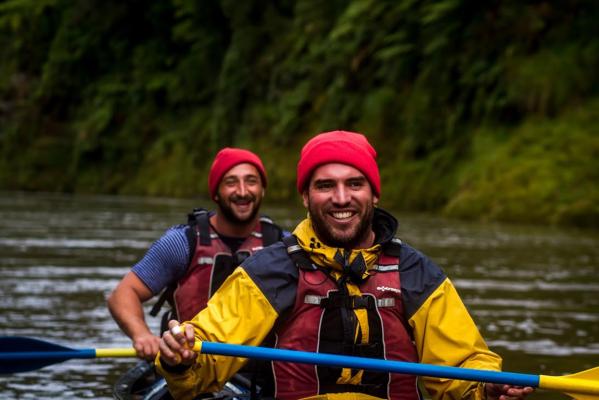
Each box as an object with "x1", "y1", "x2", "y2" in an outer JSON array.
[
  {"x1": 237, "y1": 182, "x2": 248, "y2": 197},
  {"x1": 332, "y1": 185, "x2": 350, "y2": 205}
]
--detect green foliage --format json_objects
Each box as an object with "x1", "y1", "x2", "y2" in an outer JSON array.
[
  {"x1": 504, "y1": 43, "x2": 598, "y2": 115},
  {"x1": 445, "y1": 100, "x2": 599, "y2": 227},
  {"x1": 0, "y1": 0, "x2": 597, "y2": 227}
]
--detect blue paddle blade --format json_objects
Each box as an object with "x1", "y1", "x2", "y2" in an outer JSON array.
[{"x1": 0, "y1": 336, "x2": 83, "y2": 374}]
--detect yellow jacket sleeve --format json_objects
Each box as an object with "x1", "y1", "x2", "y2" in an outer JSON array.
[
  {"x1": 410, "y1": 277, "x2": 502, "y2": 400},
  {"x1": 155, "y1": 267, "x2": 279, "y2": 400}
]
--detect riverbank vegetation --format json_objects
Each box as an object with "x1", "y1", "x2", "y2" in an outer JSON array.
[{"x1": 0, "y1": 0, "x2": 597, "y2": 227}]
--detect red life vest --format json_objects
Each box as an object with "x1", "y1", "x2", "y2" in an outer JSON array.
[
  {"x1": 273, "y1": 240, "x2": 420, "y2": 400},
  {"x1": 174, "y1": 210, "x2": 279, "y2": 322}
]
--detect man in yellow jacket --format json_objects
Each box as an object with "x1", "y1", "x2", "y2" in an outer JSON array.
[{"x1": 156, "y1": 131, "x2": 534, "y2": 400}]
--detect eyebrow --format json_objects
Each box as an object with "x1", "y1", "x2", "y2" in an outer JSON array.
[
  {"x1": 312, "y1": 176, "x2": 367, "y2": 185},
  {"x1": 223, "y1": 174, "x2": 260, "y2": 181},
  {"x1": 347, "y1": 176, "x2": 367, "y2": 183},
  {"x1": 312, "y1": 178, "x2": 333, "y2": 185}
]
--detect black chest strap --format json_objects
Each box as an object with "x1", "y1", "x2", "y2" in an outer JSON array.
[
  {"x1": 260, "y1": 215, "x2": 283, "y2": 247},
  {"x1": 382, "y1": 237, "x2": 402, "y2": 257},
  {"x1": 187, "y1": 208, "x2": 211, "y2": 246},
  {"x1": 282, "y1": 235, "x2": 316, "y2": 271}
]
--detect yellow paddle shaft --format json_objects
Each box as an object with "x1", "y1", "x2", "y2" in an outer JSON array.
[
  {"x1": 540, "y1": 369, "x2": 599, "y2": 398},
  {"x1": 95, "y1": 348, "x2": 138, "y2": 358}
]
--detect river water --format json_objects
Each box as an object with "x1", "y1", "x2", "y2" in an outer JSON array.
[{"x1": 0, "y1": 191, "x2": 597, "y2": 399}]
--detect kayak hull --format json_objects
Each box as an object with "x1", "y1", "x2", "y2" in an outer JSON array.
[{"x1": 112, "y1": 360, "x2": 258, "y2": 400}]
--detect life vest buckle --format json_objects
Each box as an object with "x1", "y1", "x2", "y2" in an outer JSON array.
[
  {"x1": 319, "y1": 294, "x2": 374, "y2": 310},
  {"x1": 343, "y1": 342, "x2": 383, "y2": 358}
]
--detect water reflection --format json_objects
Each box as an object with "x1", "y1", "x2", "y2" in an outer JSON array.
[{"x1": 0, "y1": 191, "x2": 597, "y2": 399}]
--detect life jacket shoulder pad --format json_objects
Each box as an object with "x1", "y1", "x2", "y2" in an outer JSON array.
[{"x1": 282, "y1": 235, "x2": 316, "y2": 271}]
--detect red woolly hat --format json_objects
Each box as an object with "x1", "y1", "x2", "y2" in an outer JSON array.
[
  {"x1": 296, "y1": 130, "x2": 380, "y2": 196},
  {"x1": 208, "y1": 148, "x2": 267, "y2": 198}
]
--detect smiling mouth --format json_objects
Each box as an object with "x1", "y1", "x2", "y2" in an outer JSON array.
[
  {"x1": 232, "y1": 198, "x2": 253, "y2": 205},
  {"x1": 330, "y1": 211, "x2": 354, "y2": 220}
]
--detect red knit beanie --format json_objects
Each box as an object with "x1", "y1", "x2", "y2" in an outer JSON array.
[
  {"x1": 208, "y1": 148, "x2": 267, "y2": 199},
  {"x1": 297, "y1": 130, "x2": 380, "y2": 196}
]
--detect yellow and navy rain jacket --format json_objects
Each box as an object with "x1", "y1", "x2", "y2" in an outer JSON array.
[{"x1": 156, "y1": 208, "x2": 502, "y2": 399}]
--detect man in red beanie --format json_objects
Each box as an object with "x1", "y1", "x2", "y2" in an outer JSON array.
[
  {"x1": 108, "y1": 147, "x2": 285, "y2": 364},
  {"x1": 157, "y1": 131, "x2": 533, "y2": 400}
]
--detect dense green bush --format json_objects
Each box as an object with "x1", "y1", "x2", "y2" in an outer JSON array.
[
  {"x1": 444, "y1": 101, "x2": 599, "y2": 227},
  {"x1": 0, "y1": 0, "x2": 597, "y2": 227}
]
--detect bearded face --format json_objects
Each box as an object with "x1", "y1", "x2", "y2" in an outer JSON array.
[
  {"x1": 216, "y1": 190, "x2": 262, "y2": 224},
  {"x1": 214, "y1": 163, "x2": 264, "y2": 226},
  {"x1": 302, "y1": 163, "x2": 378, "y2": 249},
  {"x1": 307, "y1": 195, "x2": 375, "y2": 249}
]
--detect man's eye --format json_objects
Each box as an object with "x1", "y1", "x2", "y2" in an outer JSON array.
[
  {"x1": 315, "y1": 182, "x2": 333, "y2": 190},
  {"x1": 348, "y1": 180, "x2": 364, "y2": 188}
]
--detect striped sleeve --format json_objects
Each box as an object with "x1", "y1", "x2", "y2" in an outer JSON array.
[{"x1": 131, "y1": 225, "x2": 190, "y2": 294}]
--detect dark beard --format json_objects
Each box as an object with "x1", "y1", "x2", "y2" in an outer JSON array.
[
  {"x1": 216, "y1": 194, "x2": 261, "y2": 226},
  {"x1": 308, "y1": 200, "x2": 375, "y2": 249}
]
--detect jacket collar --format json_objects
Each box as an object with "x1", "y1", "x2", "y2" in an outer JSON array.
[{"x1": 292, "y1": 208, "x2": 398, "y2": 280}]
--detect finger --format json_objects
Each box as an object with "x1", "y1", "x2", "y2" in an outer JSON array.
[
  {"x1": 133, "y1": 341, "x2": 147, "y2": 359},
  {"x1": 140, "y1": 343, "x2": 149, "y2": 358},
  {"x1": 171, "y1": 325, "x2": 190, "y2": 349},
  {"x1": 503, "y1": 387, "x2": 531, "y2": 400},
  {"x1": 143, "y1": 343, "x2": 156, "y2": 360},
  {"x1": 159, "y1": 332, "x2": 182, "y2": 361},
  {"x1": 150, "y1": 338, "x2": 160, "y2": 357},
  {"x1": 167, "y1": 319, "x2": 179, "y2": 329},
  {"x1": 167, "y1": 328, "x2": 184, "y2": 347},
  {"x1": 167, "y1": 323, "x2": 188, "y2": 346},
  {"x1": 163, "y1": 333, "x2": 188, "y2": 363},
  {"x1": 158, "y1": 339, "x2": 179, "y2": 364},
  {"x1": 184, "y1": 324, "x2": 195, "y2": 347},
  {"x1": 164, "y1": 320, "x2": 181, "y2": 339},
  {"x1": 170, "y1": 324, "x2": 183, "y2": 337},
  {"x1": 133, "y1": 341, "x2": 143, "y2": 353}
]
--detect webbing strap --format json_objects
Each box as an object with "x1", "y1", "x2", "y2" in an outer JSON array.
[
  {"x1": 197, "y1": 212, "x2": 211, "y2": 246},
  {"x1": 283, "y1": 235, "x2": 316, "y2": 270},
  {"x1": 373, "y1": 264, "x2": 399, "y2": 272},
  {"x1": 260, "y1": 216, "x2": 283, "y2": 246},
  {"x1": 304, "y1": 294, "x2": 395, "y2": 308}
]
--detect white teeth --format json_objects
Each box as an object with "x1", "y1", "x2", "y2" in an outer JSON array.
[{"x1": 332, "y1": 211, "x2": 352, "y2": 219}]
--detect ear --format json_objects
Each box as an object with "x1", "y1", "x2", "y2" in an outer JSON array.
[
  {"x1": 373, "y1": 195, "x2": 379, "y2": 206},
  {"x1": 302, "y1": 191, "x2": 309, "y2": 208}
]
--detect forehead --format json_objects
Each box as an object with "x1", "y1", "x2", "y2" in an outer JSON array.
[
  {"x1": 310, "y1": 163, "x2": 365, "y2": 181},
  {"x1": 221, "y1": 163, "x2": 261, "y2": 180}
]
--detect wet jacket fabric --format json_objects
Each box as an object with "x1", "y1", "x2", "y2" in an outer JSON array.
[{"x1": 156, "y1": 208, "x2": 502, "y2": 399}]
